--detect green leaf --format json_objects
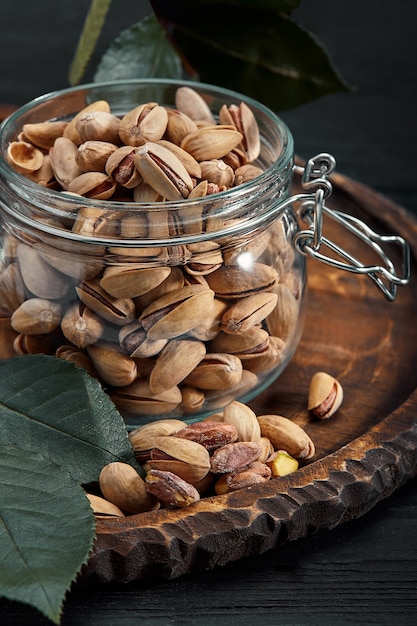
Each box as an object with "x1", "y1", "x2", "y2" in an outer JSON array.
[
  {"x1": 69, "y1": 0, "x2": 113, "y2": 86},
  {"x1": 150, "y1": 0, "x2": 351, "y2": 110},
  {"x1": 0, "y1": 446, "x2": 95, "y2": 624},
  {"x1": 94, "y1": 14, "x2": 183, "y2": 83},
  {"x1": 0, "y1": 355, "x2": 140, "y2": 484}
]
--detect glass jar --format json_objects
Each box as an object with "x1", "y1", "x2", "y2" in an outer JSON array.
[{"x1": 0, "y1": 79, "x2": 409, "y2": 427}]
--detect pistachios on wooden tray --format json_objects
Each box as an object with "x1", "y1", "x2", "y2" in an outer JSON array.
[{"x1": 81, "y1": 170, "x2": 417, "y2": 583}]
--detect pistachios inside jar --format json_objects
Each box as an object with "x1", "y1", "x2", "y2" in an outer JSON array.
[{"x1": 0, "y1": 79, "x2": 306, "y2": 427}]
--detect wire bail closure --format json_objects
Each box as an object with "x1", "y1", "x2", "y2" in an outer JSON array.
[{"x1": 291, "y1": 153, "x2": 411, "y2": 301}]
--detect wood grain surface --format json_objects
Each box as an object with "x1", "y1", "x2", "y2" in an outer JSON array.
[{"x1": 81, "y1": 169, "x2": 417, "y2": 584}]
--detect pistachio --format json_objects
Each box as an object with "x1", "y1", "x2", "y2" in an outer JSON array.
[
  {"x1": 63, "y1": 100, "x2": 111, "y2": 145},
  {"x1": 110, "y1": 379, "x2": 182, "y2": 416},
  {"x1": 257, "y1": 414, "x2": 315, "y2": 460},
  {"x1": 86, "y1": 493, "x2": 125, "y2": 518},
  {"x1": 129, "y1": 419, "x2": 187, "y2": 462},
  {"x1": 0, "y1": 318, "x2": 19, "y2": 360},
  {"x1": 183, "y1": 352, "x2": 243, "y2": 391},
  {"x1": 179, "y1": 386, "x2": 206, "y2": 415},
  {"x1": 76, "y1": 277, "x2": 135, "y2": 326},
  {"x1": 175, "y1": 87, "x2": 216, "y2": 124},
  {"x1": 215, "y1": 461, "x2": 271, "y2": 494},
  {"x1": 7, "y1": 140, "x2": 44, "y2": 174},
  {"x1": 266, "y1": 450, "x2": 299, "y2": 477},
  {"x1": 139, "y1": 284, "x2": 215, "y2": 340},
  {"x1": 22, "y1": 121, "x2": 68, "y2": 151},
  {"x1": 119, "y1": 102, "x2": 168, "y2": 146},
  {"x1": 148, "y1": 435, "x2": 211, "y2": 483},
  {"x1": 149, "y1": 338, "x2": 206, "y2": 395},
  {"x1": 49, "y1": 136, "x2": 84, "y2": 189},
  {"x1": 205, "y1": 262, "x2": 278, "y2": 298},
  {"x1": 67, "y1": 171, "x2": 117, "y2": 200},
  {"x1": 210, "y1": 441, "x2": 262, "y2": 474},
  {"x1": 99, "y1": 462, "x2": 159, "y2": 514},
  {"x1": 308, "y1": 371, "x2": 343, "y2": 419},
  {"x1": 175, "y1": 421, "x2": 239, "y2": 451},
  {"x1": 0, "y1": 263, "x2": 26, "y2": 316},
  {"x1": 223, "y1": 401, "x2": 261, "y2": 442},
  {"x1": 105, "y1": 145, "x2": 142, "y2": 188},
  {"x1": 75, "y1": 110, "x2": 121, "y2": 145},
  {"x1": 219, "y1": 102, "x2": 261, "y2": 162},
  {"x1": 87, "y1": 341, "x2": 137, "y2": 387},
  {"x1": 234, "y1": 164, "x2": 264, "y2": 186},
  {"x1": 134, "y1": 141, "x2": 194, "y2": 200},
  {"x1": 55, "y1": 344, "x2": 98, "y2": 378},
  {"x1": 17, "y1": 244, "x2": 69, "y2": 300},
  {"x1": 156, "y1": 139, "x2": 202, "y2": 179},
  {"x1": 100, "y1": 265, "x2": 171, "y2": 299},
  {"x1": 61, "y1": 302, "x2": 105, "y2": 348},
  {"x1": 266, "y1": 283, "x2": 300, "y2": 343},
  {"x1": 11, "y1": 298, "x2": 62, "y2": 335},
  {"x1": 181, "y1": 125, "x2": 243, "y2": 161},
  {"x1": 119, "y1": 321, "x2": 167, "y2": 358},
  {"x1": 76, "y1": 140, "x2": 118, "y2": 172},
  {"x1": 165, "y1": 108, "x2": 199, "y2": 145},
  {"x1": 145, "y1": 469, "x2": 200, "y2": 508},
  {"x1": 220, "y1": 292, "x2": 278, "y2": 334}
]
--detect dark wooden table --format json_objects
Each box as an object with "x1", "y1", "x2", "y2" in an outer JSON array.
[{"x1": 1, "y1": 1, "x2": 417, "y2": 624}]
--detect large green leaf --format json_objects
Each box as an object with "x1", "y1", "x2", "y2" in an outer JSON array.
[
  {"x1": 0, "y1": 446, "x2": 95, "y2": 624},
  {"x1": 94, "y1": 14, "x2": 183, "y2": 83},
  {"x1": 150, "y1": 0, "x2": 350, "y2": 110},
  {"x1": 0, "y1": 355, "x2": 140, "y2": 484}
]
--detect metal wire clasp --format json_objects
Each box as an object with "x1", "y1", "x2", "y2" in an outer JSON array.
[{"x1": 291, "y1": 153, "x2": 411, "y2": 301}]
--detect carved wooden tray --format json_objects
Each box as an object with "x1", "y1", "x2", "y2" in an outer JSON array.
[{"x1": 81, "y1": 170, "x2": 417, "y2": 584}]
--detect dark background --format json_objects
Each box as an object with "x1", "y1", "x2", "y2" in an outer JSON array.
[{"x1": 1, "y1": 1, "x2": 417, "y2": 624}]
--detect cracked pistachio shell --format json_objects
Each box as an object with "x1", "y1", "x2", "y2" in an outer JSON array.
[
  {"x1": 134, "y1": 141, "x2": 194, "y2": 201},
  {"x1": 139, "y1": 284, "x2": 215, "y2": 340},
  {"x1": 156, "y1": 139, "x2": 202, "y2": 179},
  {"x1": 219, "y1": 102, "x2": 261, "y2": 162},
  {"x1": 67, "y1": 171, "x2": 117, "y2": 200},
  {"x1": 76, "y1": 278, "x2": 135, "y2": 327},
  {"x1": 308, "y1": 371, "x2": 343, "y2": 419},
  {"x1": 149, "y1": 338, "x2": 206, "y2": 395},
  {"x1": 129, "y1": 418, "x2": 187, "y2": 462},
  {"x1": 149, "y1": 435, "x2": 211, "y2": 483},
  {"x1": 7, "y1": 141, "x2": 44, "y2": 174},
  {"x1": 220, "y1": 292, "x2": 278, "y2": 334},
  {"x1": 119, "y1": 102, "x2": 168, "y2": 146}
]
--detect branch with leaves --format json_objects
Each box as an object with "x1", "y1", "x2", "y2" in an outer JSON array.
[{"x1": 69, "y1": 0, "x2": 350, "y2": 112}]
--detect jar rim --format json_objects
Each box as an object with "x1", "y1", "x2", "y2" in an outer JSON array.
[{"x1": 0, "y1": 78, "x2": 295, "y2": 246}]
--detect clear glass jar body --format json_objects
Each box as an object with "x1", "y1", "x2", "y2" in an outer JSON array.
[{"x1": 0, "y1": 79, "x2": 306, "y2": 427}]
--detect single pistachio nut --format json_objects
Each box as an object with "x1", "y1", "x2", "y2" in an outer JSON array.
[
  {"x1": 61, "y1": 302, "x2": 105, "y2": 349},
  {"x1": 145, "y1": 469, "x2": 200, "y2": 508},
  {"x1": 129, "y1": 418, "x2": 187, "y2": 462},
  {"x1": 17, "y1": 244, "x2": 69, "y2": 300},
  {"x1": 76, "y1": 140, "x2": 118, "y2": 173},
  {"x1": 76, "y1": 277, "x2": 135, "y2": 326},
  {"x1": 180, "y1": 125, "x2": 243, "y2": 161},
  {"x1": 215, "y1": 461, "x2": 271, "y2": 494},
  {"x1": 67, "y1": 171, "x2": 117, "y2": 200},
  {"x1": 165, "y1": 108, "x2": 199, "y2": 145},
  {"x1": 199, "y1": 159, "x2": 234, "y2": 187},
  {"x1": 175, "y1": 87, "x2": 216, "y2": 124},
  {"x1": 266, "y1": 283, "x2": 299, "y2": 343},
  {"x1": 49, "y1": 136, "x2": 84, "y2": 189},
  {"x1": 55, "y1": 344, "x2": 98, "y2": 378},
  {"x1": 87, "y1": 341, "x2": 137, "y2": 387},
  {"x1": 22, "y1": 121, "x2": 68, "y2": 151},
  {"x1": 148, "y1": 338, "x2": 206, "y2": 395},
  {"x1": 11, "y1": 298, "x2": 62, "y2": 335},
  {"x1": 183, "y1": 352, "x2": 243, "y2": 391},
  {"x1": 105, "y1": 145, "x2": 142, "y2": 188},
  {"x1": 149, "y1": 435, "x2": 211, "y2": 483},
  {"x1": 257, "y1": 414, "x2": 315, "y2": 460},
  {"x1": 99, "y1": 462, "x2": 159, "y2": 514},
  {"x1": 134, "y1": 141, "x2": 194, "y2": 201},
  {"x1": 110, "y1": 378, "x2": 182, "y2": 416},
  {"x1": 219, "y1": 102, "x2": 261, "y2": 162},
  {"x1": 210, "y1": 440, "x2": 263, "y2": 474},
  {"x1": 175, "y1": 420, "x2": 239, "y2": 451},
  {"x1": 223, "y1": 400, "x2": 261, "y2": 442},
  {"x1": 308, "y1": 371, "x2": 343, "y2": 419},
  {"x1": 75, "y1": 110, "x2": 121, "y2": 145},
  {"x1": 220, "y1": 292, "x2": 278, "y2": 335},
  {"x1": 205, "y1": 262, "x2": 278, "y2": 299},
  {"x1": 63, "y1": 100, "x2": 111, "y2": 145}
]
